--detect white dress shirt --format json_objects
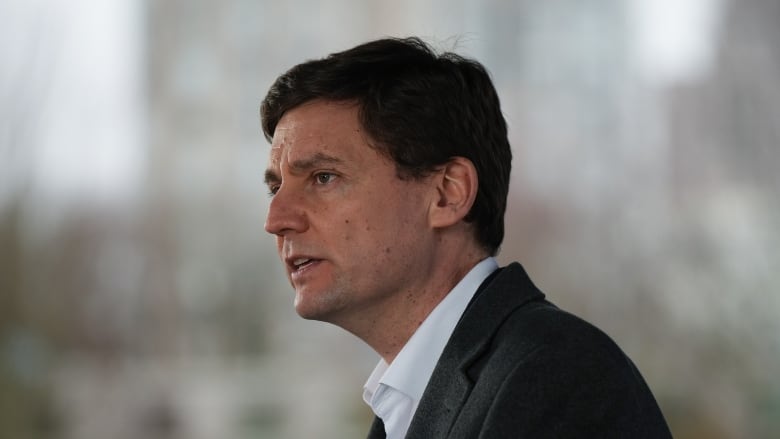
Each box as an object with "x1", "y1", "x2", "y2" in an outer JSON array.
[{"x1": 362, "y1": 257, "x2": 498, "y2": 439}]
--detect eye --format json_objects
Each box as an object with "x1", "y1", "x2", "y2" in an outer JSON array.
[
  {"x1": 314, "y1": 172, "x2": 337, "y2": 185},
  {"x1": 267, "y1": 184, "x2": 280, "y2": 197}
]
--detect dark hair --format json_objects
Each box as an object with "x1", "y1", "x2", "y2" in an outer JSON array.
[{"x1": 260, "y1": 37, "x2": 512, "y2": 255}]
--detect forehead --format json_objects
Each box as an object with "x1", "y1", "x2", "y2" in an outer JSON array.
[
  {"x1": 269, "y1": 100, "x2": 368, "y2": 164},
  {"x1": 271, "y1": 100, "x2": 364, "y2": 148}
]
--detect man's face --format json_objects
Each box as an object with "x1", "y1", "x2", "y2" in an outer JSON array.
[{"x1": 264, "y1": 100, "x2": 437, "y2": 327}]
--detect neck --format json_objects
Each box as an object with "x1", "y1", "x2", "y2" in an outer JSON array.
[{"x1": 343, "y1": 239, "x2": 488, "y2": 363}]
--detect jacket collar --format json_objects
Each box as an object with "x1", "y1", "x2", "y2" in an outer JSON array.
[{"x1": 404, "y1": 262, "x2": 545, "y2": 438}]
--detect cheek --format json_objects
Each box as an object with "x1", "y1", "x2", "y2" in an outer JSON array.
[
  {"x1": 343, "y1": 218, "x2": 352, "y2": 237},
  {"x1": 339, "y1": 214, "x2": 380, "y2": 249},
  {"x1": 337, "y1": 190, "x2": 425, "y2": 252}
]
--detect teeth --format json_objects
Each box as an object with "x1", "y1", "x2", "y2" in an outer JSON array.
[{"x1": 293, "y1": 258, "x2": 311, "y2": 267}]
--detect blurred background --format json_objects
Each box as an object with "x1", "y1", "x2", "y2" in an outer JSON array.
[{"x1": 1, "y1": 0, "x2": 778, "y2": 438}]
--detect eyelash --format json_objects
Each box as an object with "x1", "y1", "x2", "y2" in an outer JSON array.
[
  {"x1": 314, "y1": 172, "x2": 336, "y2": 185},
  {"x1": 266, "y1": 172, "x2": 337, "y2": 197}
]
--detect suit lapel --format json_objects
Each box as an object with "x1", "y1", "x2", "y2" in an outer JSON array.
[
  {"x1": 405, "y1": 263, "x2": 545, "y2": 438},
  {"x1": 366, "y1": 416, "x2": 386, "y2": 439}
]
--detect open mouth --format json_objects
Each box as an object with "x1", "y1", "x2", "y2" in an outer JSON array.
[{"x1": 291, "y1": 258, "x2": 320, "y2": 272}]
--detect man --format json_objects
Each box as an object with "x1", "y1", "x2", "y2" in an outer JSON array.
[{"x1": 261, "y1": 37, "x2": 672, "y2": 438}]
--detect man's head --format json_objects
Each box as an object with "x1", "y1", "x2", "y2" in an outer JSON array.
[{"x1": 261, "y1": 37, "x2": 512, "y2": 255}]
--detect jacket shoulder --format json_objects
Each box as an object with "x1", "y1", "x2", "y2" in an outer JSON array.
[{"x1": 454, "y1": 266, "x2": 672, "y2": 438}]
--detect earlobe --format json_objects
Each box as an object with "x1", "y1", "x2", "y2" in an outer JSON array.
[{"x1": 429, "y1": 157, "x2": 479, "y2": 228}]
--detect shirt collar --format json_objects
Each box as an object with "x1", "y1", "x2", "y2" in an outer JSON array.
[{"x1": 363, "y1": 257, "x2": 498, "y2": 406}]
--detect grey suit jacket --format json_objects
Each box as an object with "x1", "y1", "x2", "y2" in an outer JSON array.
[{"x1": 368, "y1": 263, "x2": 672, "y2": 438}]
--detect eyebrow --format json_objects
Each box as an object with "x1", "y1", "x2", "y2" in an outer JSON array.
[{"x1": 264, "y1": 152, "x2": 344, "y2": 187}]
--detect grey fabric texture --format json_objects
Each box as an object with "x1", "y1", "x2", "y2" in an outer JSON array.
[{"x1": 368, "y1": 263, "x2": 672, "y2": 439}]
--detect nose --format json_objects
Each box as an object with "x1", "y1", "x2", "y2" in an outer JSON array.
[{"x1": 264, "y1": 186, "x2": 308, "y2": 236}]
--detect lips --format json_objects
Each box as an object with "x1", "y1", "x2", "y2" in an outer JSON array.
[
  {"x1": 285, "y1": 255, "x2": 322, "y2": 274},
  {"x1": 292, "y1": 258, "x2": 316, "y2": 269}
]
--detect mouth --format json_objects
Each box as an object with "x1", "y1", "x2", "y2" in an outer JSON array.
[
  {"x1": 292, "y1": 257, "x2": 316, "y2": 269},
  {"x1": 286, "y1": 256, "x2": 322, "y2": 274}
]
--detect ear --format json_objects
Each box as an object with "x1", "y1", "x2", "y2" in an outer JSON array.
[{"x1": 429, "y1": 157, "x2": 479, "y2": 228}]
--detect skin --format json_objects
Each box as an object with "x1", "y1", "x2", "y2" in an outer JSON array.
[{"x1": 264, "y1": 99, "x2": 486, "y2": 362}]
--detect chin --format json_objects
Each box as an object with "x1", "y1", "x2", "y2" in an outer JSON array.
[
  {"x1": 294, "y1": 296, "x2": 347, "y2": 325},
  {"x1": 294, "y1": 294, "x2": 328, "y2": 321}
]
